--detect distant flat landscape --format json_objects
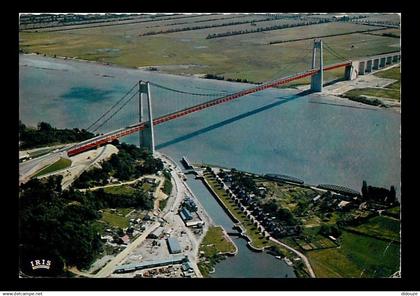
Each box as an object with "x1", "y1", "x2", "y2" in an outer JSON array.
[{"x1": 19, "y1": 13, "x2": 400, "y2": 83}]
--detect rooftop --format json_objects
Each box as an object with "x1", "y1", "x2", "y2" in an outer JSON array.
[{"x1": 167, "y1": 237, "x2": 182, "y2": 254}]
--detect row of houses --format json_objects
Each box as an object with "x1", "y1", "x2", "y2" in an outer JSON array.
[{"x1": 211, "y1": 168, "x2": 299, "y2": 239}]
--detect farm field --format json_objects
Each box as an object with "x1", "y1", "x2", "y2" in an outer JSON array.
[
  {"x1": 345, "y1": 215, "x2": 400, "y2": 242},
  {"x1": 19, "y1": 13, "x2": 400, "y2": 83},
  {"x1": 307, "y1": 230, "x2": 400, "y2": 278}
]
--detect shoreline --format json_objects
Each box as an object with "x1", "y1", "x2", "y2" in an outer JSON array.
[
  {"x1": 20, "y1": 52, "x2": 400, "y2": 113},
  {"x1": 19, "y1": 52, "x2": 263, "y2": 89}
]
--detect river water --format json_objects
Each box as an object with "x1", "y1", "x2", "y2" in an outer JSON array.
[
  {"x1": 186, "y1": 178, "x2": 296, "y2": 277},
  {"x1": 19, "y1": 54, "x2": 401, "y2": 277}
]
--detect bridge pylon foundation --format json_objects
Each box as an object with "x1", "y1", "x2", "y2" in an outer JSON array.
[
  {"x1": 345, "y1": 61, "x2": 359, "y2": 80},
  {"x1": 138, "y1": 81, "x2": 155, "y2": 155}
]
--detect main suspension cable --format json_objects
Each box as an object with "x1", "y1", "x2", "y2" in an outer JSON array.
[
  {"x1": 85, "y1": 82, "x2": 138, "y2": 132},
  {"x1": 92, "y1": 89, "x2": 140, "y2": 133},
  {"x1": 148, "y1": 81, "x2": 231, "y2": 97},
  {"x1": 323, "y1": 42, "x2": 349, "y2": 62}
]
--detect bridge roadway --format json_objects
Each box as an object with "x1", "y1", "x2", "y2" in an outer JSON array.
[{"x1": 66, "y1": 62, "x2": 350, "y2": 157}]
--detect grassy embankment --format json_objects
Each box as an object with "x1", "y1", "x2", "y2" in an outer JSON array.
[
  {"x1": 343, "y1": 66, "x2": 400, "y2": 104},
  {"x1": 158, "y1": 173, "x2": 172, "y2": 210},
  {"x1": 33, "y1": 157, "x2": 72, "y2": 177},
  {"x1": 198, "y1": 226, "x2": 236, "y2": 277},
  {"x1": 27, "y1": 147, "x2": 56, "y2": 158},
  {"x1": 19, "y1": 17, "x2": 399, "y2": 84}
]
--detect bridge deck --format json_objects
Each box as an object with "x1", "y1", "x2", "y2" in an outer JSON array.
[{"x1": 67, "y1": 62, "x2": 351, "y2": 157}]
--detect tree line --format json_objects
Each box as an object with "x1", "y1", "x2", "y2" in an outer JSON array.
[
  {"x1": 206, "y1": 18, "x2": 333, "y2": 39},
  {"x1": 203, "y1": 74, "x2": 259, "y2": 85},
  {"x1": 73, "y1": 142, "x2": 164, "y2": 189},
  {"x1": 361, "y1": 180, "x2": 397, "y2": 205},
  {"x1": 139, "y1": 15, "x2": 301, "y2": 37},
  {"x1": 19, "y1": 121, "x2": 94, "y2": 150}
]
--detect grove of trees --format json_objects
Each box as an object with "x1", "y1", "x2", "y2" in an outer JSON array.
[
  {"x1": 20, "y1": 172, "x2": 154, "y2": 275},
  {"x1": 73, "y1": 142, "x2": 163, "y2": 188},
  {"x1": 19, "y1": 121, "x2": 94, "y2": 149}
]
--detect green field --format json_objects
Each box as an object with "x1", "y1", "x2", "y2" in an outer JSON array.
[
  {"x1": 200, "y1": 226, "x2": 236, "y2": 256},
  {"x1": 33, "y1": 157, "x2": 72, "y2": 177},
  {"x1": 374, "y1": 65, "x2": 401, "y2": 80},
  {"x1": 198, "y1": 226, "x2": 236, "y2": 277},
  {"x1": 346, "y1": 215, "x2": 400, "y2": 242},
  {"x1": 100, "y1": 209, "x2": 130, "y2": 229},
  {"x1": 19, "y1": 14, "x2": 400, "y2": 83},
  {"x1": 103, "y1": 185, "x2": 136, "y2": 196},
  {"x1": 307, "y1": 230, "x2": 400, "y2": 278}
]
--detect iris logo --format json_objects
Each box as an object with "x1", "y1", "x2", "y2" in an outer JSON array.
[{"x1": 30, "y1": 259, "x2": 51, "y2": 270}]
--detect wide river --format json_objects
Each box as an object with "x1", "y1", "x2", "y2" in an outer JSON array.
[{"x1": 19, "y1": 54, "x2": 401, "y2": 277}]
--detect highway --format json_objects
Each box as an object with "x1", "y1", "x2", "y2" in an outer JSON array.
[{"x1": 19, "y1": 151, "x2": 62, "y2": 184}]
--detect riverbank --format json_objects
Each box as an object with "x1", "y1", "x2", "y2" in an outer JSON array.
[
  {"x1": 20, "y1": 52, "x2": 262, "y2": 90},
  {"x1": 303, "y1": 64, "x2": 401, "y2": 113}
]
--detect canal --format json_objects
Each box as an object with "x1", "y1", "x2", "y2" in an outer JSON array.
[{"x1": 186, "y1": 177, "x2": 296, "y2": 278}]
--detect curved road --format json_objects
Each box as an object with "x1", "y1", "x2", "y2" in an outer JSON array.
[{"x1": 269, "y1": 237, "x2": 316, "y2": 278}]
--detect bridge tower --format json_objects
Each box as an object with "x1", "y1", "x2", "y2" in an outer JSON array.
[
  {"x1": 310, "y1": 39, "x2": 324, "y2": 92},
  {"x1": 138, "y1": 81, "x2": 155, "y2": 155}
]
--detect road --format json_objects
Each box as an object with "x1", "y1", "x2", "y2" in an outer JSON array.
[
  {"x1": 157, "y1": 152, "x2": 205, "y2": 277},
  {"x1": 269, "y1": 237, "x2": 316, "y2": 278},
  {"x1": 19, "y1": 151, "x2": 62, "y2": 184},
  {"x1": 149, "y1": 152, "x2": 209, "y2": 277},
  {"x1": 19, "y1": 143, "x2": 76, "y2": 183},
  {"x1": 95, "y1": 221, "x2": 160, "y2": 278},
  {"x1": 77, "y1": 174, "x2": 161, "y2": 192}
]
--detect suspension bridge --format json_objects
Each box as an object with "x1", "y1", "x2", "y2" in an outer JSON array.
[{"x1": 19, "y1": 39, "x2": 400, "y2": 183}]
